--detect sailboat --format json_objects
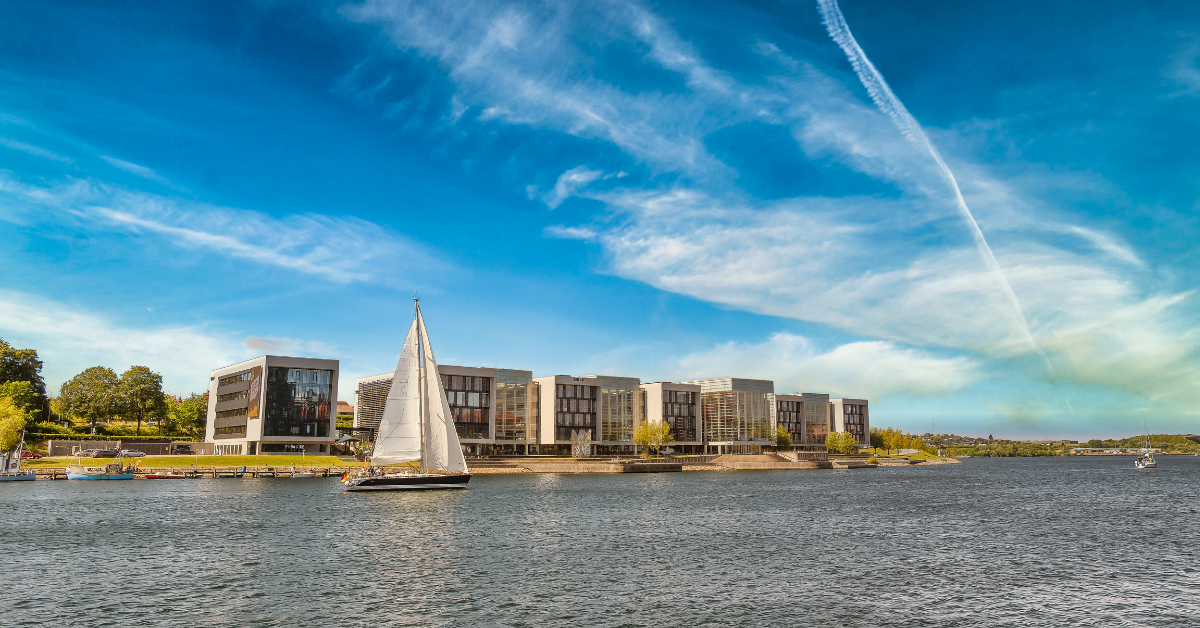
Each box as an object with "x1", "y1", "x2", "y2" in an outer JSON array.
[
  {"x1": 1135, "y1": 423, "x2": 1156, "y2": 470},
  {"x1": 0, "y1": 431, "x2": 36, "y2": 482},
  {"x1": 343, "y1": 300, "x2": 471, "y2": 491}
]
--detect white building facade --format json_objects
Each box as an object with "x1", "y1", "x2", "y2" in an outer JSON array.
[{"x1": 830, "y1": 398, "x2": 870, "y2": 445}]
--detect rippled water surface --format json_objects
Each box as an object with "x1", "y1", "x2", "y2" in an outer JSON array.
[{"x1": 4, "y1": 457, "x2": 1199, "y2": 626}]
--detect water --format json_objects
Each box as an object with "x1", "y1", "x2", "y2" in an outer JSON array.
[{"x1": 3, "y1": 457, "x2": 1198, "y2": 626}]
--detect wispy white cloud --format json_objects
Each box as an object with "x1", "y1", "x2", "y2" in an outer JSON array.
[
  {"x1": 0, "y1": 290, "x2": 241, "y2": 395},
  {"x1": 671, "y1": 332, "x2": 980, "y2": 399},
  {"x1": 0, "y1": 173, "x2": 447, "y2": 284},
  {"x1": 99, "y1": 155, "x2": 171, "y2": 185},
  {"x1": 0, "y1": 136, "x2": 74, "y2": 163}
]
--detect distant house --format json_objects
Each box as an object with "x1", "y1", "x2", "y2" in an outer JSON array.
[{"x1": 336, "y1": 401, "x2": 354, "y2": 417}]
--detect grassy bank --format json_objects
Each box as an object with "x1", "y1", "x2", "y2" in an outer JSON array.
[{"x1": 22, "y1": 455, "x2": 394, "y2": 468}]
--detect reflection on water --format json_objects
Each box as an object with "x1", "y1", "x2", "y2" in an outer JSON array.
[{"x1": 4, "y1": 457, "x2": 1199, "y2": 626}]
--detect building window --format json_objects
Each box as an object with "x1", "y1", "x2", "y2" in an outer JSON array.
[
  {"x1": 214, "y1": 425, "x2": 247, "y2": 436},
  {"x1": 218, "y1": 372, "x2": 251, "y2": 387},
  {"x1": 441, "y1": 374, "x2": 492, "y2": 440},
  {"x1": 216, "y1": 409, "x2": 248, "y2": 420},
  {"x1": 262, "y1": 367, "x2": 332, "y2": 438}
]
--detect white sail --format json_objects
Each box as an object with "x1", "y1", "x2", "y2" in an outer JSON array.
[
  {"x1": 417, "y1": 307, "x2": 469, "y2": 473},
  {"x1": 371, "y1": 319, "x2": 423, "y2": 465}
]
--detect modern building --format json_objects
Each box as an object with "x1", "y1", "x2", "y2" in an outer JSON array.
[
  {"x1": 830, "y1": 398, "x2": 869, "y2": 444},
  {"x1": 682, "y1": 378, "x2": 774, "y2": 453},
  {"x1": 205, "y1": 355, "x2": 339, "y2": 456},
  {"x1": 354, "y1": 366, "x2": 535, "y2": 455},
  {"x1": 769, "y1": 393, "x2": 806, "y2": 445},
  {"x1": 640, "y1": 381, "x2": 703, "y2": 454}
]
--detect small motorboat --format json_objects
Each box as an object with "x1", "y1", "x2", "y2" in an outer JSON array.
[
  {"x1": 1135, "y1": 454, "x2": 1156, "y2": 469},
  {"x1": 67, "y1": 451, "x2": 135, "y2": 480},
  {"x1": 290, "y1": 467, "x2": 317, "y2": 478}
]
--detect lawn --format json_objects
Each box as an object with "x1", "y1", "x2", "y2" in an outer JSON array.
[{"x1": 19, "y1": 456, "x2": 408, "y2": 468}]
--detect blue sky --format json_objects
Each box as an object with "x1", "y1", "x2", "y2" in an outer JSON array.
[{"x1": 2, "y1": 0, "x2": 1198, "y2": 439}]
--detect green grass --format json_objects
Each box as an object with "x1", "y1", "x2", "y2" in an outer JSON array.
[{"x1": 21, "y1": 455, "x2": 404, "y2": 468}]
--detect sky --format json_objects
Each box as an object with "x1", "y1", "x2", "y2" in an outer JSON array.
[{"x1": 2, "y1": 0, "x2": 1198, "y2": 439}]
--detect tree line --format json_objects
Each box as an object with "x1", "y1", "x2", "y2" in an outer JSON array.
[{"x1": 0, "y1": 337, "x2": 208, "y2": 453}]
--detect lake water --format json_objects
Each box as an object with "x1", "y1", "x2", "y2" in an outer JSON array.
[{"x1": 3, "y1": 457, "x2": 1198, "y2": 626}]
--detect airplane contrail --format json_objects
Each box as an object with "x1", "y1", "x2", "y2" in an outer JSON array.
[{"x1": 816, "y1": 0, "x2": 1053, "y2": 374}]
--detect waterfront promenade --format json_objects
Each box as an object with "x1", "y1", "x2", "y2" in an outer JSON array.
[{"x1": 20, "y1": 453, "x2": 959, "y2": 478}]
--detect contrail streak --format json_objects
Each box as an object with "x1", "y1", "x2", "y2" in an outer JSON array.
[{"x1": 816, "y1": 0, "x2": 1053, "y2": 374}]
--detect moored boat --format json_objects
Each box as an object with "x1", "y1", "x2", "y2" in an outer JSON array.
[
  {"x1": 67, "y1": 451, "x2": 135, "y2": 480},
  {"x1": 343, "y1": 300, "x2": 471, "y2": 492},
  {"x1": 1134, "y1": 423, "x2": 1157, "y2": 470},
  {"x1": 1, "y1": 432, "x2": 36, "y2": 482}
]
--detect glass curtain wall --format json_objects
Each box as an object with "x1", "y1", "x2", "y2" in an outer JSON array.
[
  {"x1": 263, "y1": 367, "x2": 332, "y2": 438},
  {"x1": 701, "y1": 390, "x2": 772, "y2": 443},
  {"x1": 441, "y1": 374, "x2": 491, "y2": 440},
  {"x1": 843, "y1": 403, "x2": 867, "y2": 443},
  {"x1": 599, "y1": 377, "x2": 639, "y2": 446},
  {"x1": 663, "y1": 390, "x2": 697, "y2": 441},
  {"x1": 805, "y1": 402, "x2": 830, "y2": 444},
  {"x1": 775, "y1": 400, "x2": 804, "y2": 444},
  {"x1": 554, "y1": 384, "x2": 596, "y2": 442},
  {"x1": 494, "y1": 379, "x2": 529, "y2": 442}
]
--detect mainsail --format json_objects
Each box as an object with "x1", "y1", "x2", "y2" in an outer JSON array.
[
  {"x1": 370, "y1": 319, "x2": 422, "y2": 464},
  {"x1": 369, "y1": 303, "x2": 468, "y2": 473},
  {"x1": 418, "y1": 307, "x2": 469, "y2": 473}
]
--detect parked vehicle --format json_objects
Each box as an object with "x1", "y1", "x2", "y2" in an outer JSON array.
[
  {"x1": 77, "y1": 449, "x2": 101, "y2": 457},
  {"x1": 118, "y1": 449, "x2": 146, "y2": 457},
  {"x1": 20, "y1": 451, "x2": 42, "y2": 459},
  {"x1": 90, "y1": 449, "x2": 120, "y2": 458},
  {"x1": 171, "y1": 445, "x2": 195, "y2": 455}
]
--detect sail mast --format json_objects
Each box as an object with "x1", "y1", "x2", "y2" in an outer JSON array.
[{"x1": 416, "y1": 299, "x2": 427, "y2": 474}]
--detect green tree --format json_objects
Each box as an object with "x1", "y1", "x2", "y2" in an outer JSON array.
[
  {"x1": 774, "y1": 425, "x2": 793, "y2": 449},
  {"x1": 825, "y1": 431, "x2": 858, "y2": 455},
  {"x1": 0, "y1": 397, "x2": 29, "y2": 453},
  {"x1": 633, "y1": 420, "x2": 674, "y2": 457},
  {"x1": 0, "y1": 338, "x2": 48, "y2": 420},
  {"x1": 58, "y1": 366, "x2": 120, "y2": 432},
  {"x1": 118, "y1": 366, "x2": 168, "y2": 436},
  {"x1": 0, "y1": 381, "x2": 38, "y2": 415},
  {"x1": 869, "y1": 427, "x2": 884, "y2": 451},
  {"x1": 167, "y1": 392, "x2": 208, "y2": 439}
]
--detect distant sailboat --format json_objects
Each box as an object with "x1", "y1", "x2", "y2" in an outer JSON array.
[
  {"x1": 1135, "y1": 423, "x2": 1156, "y2": 470},
  {"x1": 343, "y1": 300, "x2": 471, "y2": 491}
]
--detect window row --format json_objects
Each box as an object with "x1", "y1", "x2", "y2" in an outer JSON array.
[
  {"x1": 557, "y1": 397, "x2": 593, "y2": 413},
  {"x1": 218, "y1": 371, "x2": 251, "y2": 387},
  {"x1": 556, "y1": 384, "x2": 596, "y2": 399},
  {"x1": 218, "y1": 390, "x2": 249, "y2": 403},
  {"x1": 442, "y1": 375, "x2": 491, "y2": 393},
  {"x1": 663, "y1": 403, "x2": 694, "y2": 418},
  {"x1": 452, "y1": 407, "x2": 488, "y2": 424},
  {"x1": 664, "y1": 390, "x2": 695, "y2": 404},
  {"x1": 216, "y1": 409, "x2": 247, "y2": 419},
  {"x1": 214, "y1": 426, "x2": 246, "y2": 436},
  {"x1": 555, "y1": 412, "x2": 595, "y2": 428},
  {"x1": 447, "y1": 390, "x2": 489, "y2": 408}
]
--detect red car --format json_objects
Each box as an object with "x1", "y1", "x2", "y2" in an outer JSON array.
[{"x1": 20, "y1": 451, "x2": 42, "y2": 459}]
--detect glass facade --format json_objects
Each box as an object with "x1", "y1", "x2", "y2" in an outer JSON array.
[
  {"x1": 662, "y1": 390, "x2": 697, "y2": 442},
  {"x1": 493, "y1": 371, "x2": 530, "y2": 442},
  {"x1": 554, "y1": 384, "x2": 597, "y2": 442},
  {"x1": 775, "y1": 399, "x2": 804, "y2": 444},
  {"x1": 842, "y1": 403, "x2": 867, "y2": 443},
  {"x1": 805, "y1": 401, "x2": 829, "y2": 444},
  {"x1": 262, "y1": 367, "x2": 332, "y2": 438},
  {"x1": 441, "y1": 374, "x2": 491, "y2": 440},
  {"x1": 700, "y1": 390, "x2": 772, "y2": 443},
  {"x1": 599, "y1": 376, "x2": 639, "y2": 444}
]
